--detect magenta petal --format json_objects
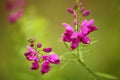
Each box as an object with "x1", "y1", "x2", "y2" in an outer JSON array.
[
  {"x1": 88, "y1": 25, "x2": 98, "y2": 32},
  {"x1": 49, "y1": 54, "x2": 60, "y2": 64},
  {"x1": 62, "y1": 34, "x2": 72, "y2": 42},
  {"x1": 81, "y1": 27, "x2": 89, "y2": 35},
  {"x1": 9, "y1": 13, "x2": 18, "y2": 23},
  {"x1": 83, "y1": 10, "x2": 90, "y2": 16},
  {"x1": 31, "y1": 62, "x2": 39, "y2": 70},
  {"x1": 42, "y1": 55, "x2": 49, "y2": 60},
  {"x1": 43, "y1": 47, "x2": 52, "y2": 53},
  {"x1": 80, "y1": 19, "x2": 88, "y2": 27},
  {"x1": 71, "y1": 32, "x2": 79, "y2": 39},
  {"x1": 80, "y1": 6, "x2": 85, "y2": 12},
  {"x1": 41, "y1": 60, "x2": 50, "y2": 75},
  {"x1": 27, "y1": 46, "x2": 32, "y2": 51},
  {"x1": 37, "y1": 42, "x2": 42, "y2": 48},
  {"x1": 86, "y1": 19, "x2": 94, "y2": 27},
  {"x1": 67, "y1": 8, "x2": 74, "y2": 14},
  {"x1": 70, "y1": 39, "x2": 80, "y2": 50},
  {"x1": 24, "y1": 52, "x2": 31, "y2": 56},
  {"x1": 62, "y1": 23, "x2": 74, "y2": 32},
  {"x1": 82, "y1": 36, "x2": 91, "y2": 44}
]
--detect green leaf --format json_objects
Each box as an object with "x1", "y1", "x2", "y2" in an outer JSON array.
[{"x1": 95, "y1": 72, "x2": 118, "y2": 79}]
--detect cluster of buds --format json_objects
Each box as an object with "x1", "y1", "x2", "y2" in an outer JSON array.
[
  {"x1": 62, "y1": 2, "x2": 98, "y2": 50},
  {"x1": 6, "y1": 0, "x2": 26, "y2": 23},
  {"x1": 67, "y1": 2, "x2": 90, "y2": 18},
  {"x1": 24, "y1": 38, "x2": 60, "y2": 74}
]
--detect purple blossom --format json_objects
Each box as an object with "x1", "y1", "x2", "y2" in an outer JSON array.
[
  {"x1": 43, "y1": 47, "x2": 52, "y2": 53},
  {"x1": 42, "y1": 55, "x2": 49, "y2": 60},
  {"x1": 31, "y1": 62, "x2": 39, "y2": 70},
  {"x1": 81, "y1": 36, "x2": 91, "y2": 44},
  {"x1": 24, "y1": 46, "x2": 38, "y2": 61},
  {"x1": 37, "y1": 42, "x2": 42, "y2": 48},
  {"x1": 83, "y1": 10, "x2": 90, "y2": 16},
  {"x1": 62, "y1": 23, "x2": 74, "y2": 32},
  {"x1": 67, "y1": 8, "x2": 74, "y2": 14},
  {"x1": 80, "y1": 19, "x2": 98, "y2": 35},
  {"x1": 9, "y1": 13, "x2": 18, "y2": 23},
  {"x1": 41, "y1": 60, "x2": 50, "y2": 74},
  {"x1": 49, "y1": 54, "x2": 60, "y2": 64},
  {"x1": 24, "y1": 40, "x2": 60, "y2": 75},
  {"x1": 8, "y1": 10, "x2": 24, "y2": 23},
  {"x1": 73, "y1": 3, "x2": 77, "y2": 9},
  {"x1": 70, "y1": 38, "x2": 80, "y2": 50},
  {"x1": 62, "y1": 23, "x2": 74, "y2": 42},
  {"x1": 6, "y1": 1, "x2": 14, "y2": 10},
  {"x1": 80, "y1": 6, "x2": 85, "y2": 12},
  {"x1": 62, "y1": 32, "x2": 72, "y2": 42}
]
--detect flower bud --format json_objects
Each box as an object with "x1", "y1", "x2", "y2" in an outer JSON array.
[
  {"x1": 83, "y1": 10, "x2": 90, "y2": 16},
  {"x1": 37, "y1": 42, "x2": 42, "y2": 48},
  {"x1": 74, "y1": 19, "x2": 78, "y2": 25},
  {"x1": 67, "y1": 8, "x2": 74, "y2": 14},
  {"x1": 43, "y1": 47, "x2": 52, "y2": 53}
]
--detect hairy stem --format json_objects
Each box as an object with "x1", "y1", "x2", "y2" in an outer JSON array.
[{"x1": 77, "y1": 48, "x2": 100, "y2": 80}]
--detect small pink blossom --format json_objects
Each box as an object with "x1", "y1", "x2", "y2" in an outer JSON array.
[
  {"x1": 49, "y1": 54, "x2": 60, "y2": 64},
  {"x1": 83, "y1": 10, "x2": 90, "y2": 16},
  {"x1": 41, "y1": 60, "x2": 50, "y2": 74},
  {"x1": 37, "y1": 42, "x2": 42, "y2": 48},
  {"x1": 67, "y1": 8, "x2": 74, "y2": 14},
  {"x1": 43, "y1": 47, "x2": 52, "y2": 53},
  {"x1": 31, "y1": 62, "x2": 39, "y2": 70},
  {"x1": 81, "y1": 36, "x2": 91, "y2": 44}
]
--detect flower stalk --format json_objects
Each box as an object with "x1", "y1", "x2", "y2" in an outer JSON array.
[{"x1": 76, "y1": 48, "x2": 100, "y2": 80}]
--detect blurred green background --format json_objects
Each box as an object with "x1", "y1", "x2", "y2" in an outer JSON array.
[{"x1": 0, "y1": 0, "x2": 120, "y2": 80}]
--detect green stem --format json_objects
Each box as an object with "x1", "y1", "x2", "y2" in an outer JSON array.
[
  {"x1": 64, "y1": 42, "x2": 70, "y2": 51},
  {"x1": 77, "y1": 48, "x2": 100, "y2": 80}
]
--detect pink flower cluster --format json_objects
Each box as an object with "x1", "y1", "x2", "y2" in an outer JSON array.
[
  {"x1": 67, "y1": 2, "x2": 90, "y2": 17},
  {"x1": 24, "y1": 39, "x2": 60, "y2": 74},
  {"x1": 6, "y1": 0, "x2": 26, "y2": 23},
  {"x1": 62, "y1": 2, "x2": 98, "y2": 50}
]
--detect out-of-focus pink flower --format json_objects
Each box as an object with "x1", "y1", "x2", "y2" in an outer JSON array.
[
  {"x1": 41, "y1": 60, "x2": 50, "y2": 75},
  {"x1": 81, "y1": 36, "x2": 91, "y2": 44},
  {"x1": 67, "y1": 8, "x2": 74, "y2": 14},
  {"x1": 37, "y1": 42, "x2": 42, "y2": 48},
  {"x1": 80, "y1": 19, "x2": 98, "y2": 35},
  {"x1": 43, "y1": 47, "x2": 52, "y2": 53},
  {"x1": 74, "y1": 19, "x2": 78, "y2": 25},
  {"x1": 49, "y1": 54, "x2": 60, "y2": 64},
  {"x1": 31, "y1": 62, "x2": 39, "y2": 70},
  {"x1": 83, "y1": 10, "x2": 90, "y2": 16}
]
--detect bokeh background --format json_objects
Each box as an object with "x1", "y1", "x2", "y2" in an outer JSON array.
[{"x1": 0, "y1": 0, "x2": 120, "y2": 80}]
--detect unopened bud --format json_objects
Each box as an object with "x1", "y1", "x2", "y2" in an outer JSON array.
[
  {"x1": 67, "y1": 8, "x2": 74, "y2": 14},
  {"x1": 83, "y1": 10, "x2": 90, "y2": 16}
]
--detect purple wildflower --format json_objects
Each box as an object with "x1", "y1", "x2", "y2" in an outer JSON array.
[
  {"x1": 37, "y1": 42, "x2": 42, "y2": 48},
  {"x1": 83, "y1": 10, "x2": 90, "y2": 16},
  {"x1": 43, "y1": 47, "x2": 52, "y2": 53},
  {"x1": 24, "y1": 46, "x2": 38, "y2": 61},
  {"x1": 81, "y1": 36, "x2": 91, "y2": 44},
  {"x1": 80, "y1": 6, "x2": 85, "y2": 12},
  {"x1": 41, "y1": 60, "x2": 50, "y2": 75},
  {"x1": 62, "y1": 23, "x2": 74, "y2": 42},
  {"x1": 67, "y1": 8, "x2": 74, "y2": 14},
  {"x1": 80, "y1": 19, "x2": 98, "y2": 35},
  {"x1": 49, "y1": 54, "x2": 60, "y2": 64},
  {"x1": 31, "y1": 62, "x2": 39, "y2": 70}
]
